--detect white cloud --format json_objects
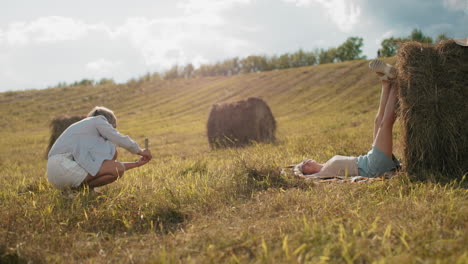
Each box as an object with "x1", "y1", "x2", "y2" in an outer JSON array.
[
  {"x1": 443, "y1": 0, "x2": 468, "y2": 11},
  {"x1": 110, "y1": 17, "x2": 191, "y2": 68},
  {"x1": 5, "y1": 0, "x2": 464, "y2": 92},
  {"x1": 191, "y1": 55, "x2": 209, "y2": 68},
  {"x1": 376, "y1": 30, "x2": 396, "y2": 44},
  {"x1": 179, "y1": 0, "x2": 252, "y2": 13},
  {"x1": 283, "y1": 0, "x2": 361, "y2": 32},
  {"x1": 1, "y1": 2, "x2": 253, "y2": 71},
  {"x1": 5, "y1": 22, "x2": 29, "y2": 45},
  {"x1": 282, "y1": 0, "x2": 311, "y2": 6},
  {"x1": 109, "y1": 1, "x2": 253, "y2": 70},
  {"x1": 86, "y1": 59, "x2": 122, "y2": 76},
  {"x1": 3, "y1": 16, "x2": 104, "y2": 45}
]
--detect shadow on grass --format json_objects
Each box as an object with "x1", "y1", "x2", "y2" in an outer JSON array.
[
  {"x1": 0, "y1": 245, "x2": 29, "y2": 264},
  {"x1": 52, "y1": 191, "x2": 187, "y2": 236},
  {"x1": 232, "y1": 154, "x2": 314, "y2": 196}
]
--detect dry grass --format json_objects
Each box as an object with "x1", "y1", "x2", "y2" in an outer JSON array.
[{"x1": 0, "y1": 59, "x2": 467, "y2": 263}]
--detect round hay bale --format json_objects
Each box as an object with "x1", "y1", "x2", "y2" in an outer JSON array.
[
  {"x1": 207, "y1": 97, "x2": 276, "y2": 148},
  {"x1": 45, "y1": 115, "x2": 86, "y2": 158},
  {"x1": 396, "y1": 40, "x2": 468, "y2": 180}
]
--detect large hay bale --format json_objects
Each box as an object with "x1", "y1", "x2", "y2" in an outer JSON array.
[
  {"x1": 396, "y1": 40, "x2": 468, "y2": 180},
  {"x1": 207, "y1": 97, "x2": 276, "y2": 148},
  {"x1": 46, "y1": 115, "x2": 86, "y2": 157}
]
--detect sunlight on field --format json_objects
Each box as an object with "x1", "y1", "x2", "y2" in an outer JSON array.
[{"x1": 1, "y1": 59, "x2": 467, "y2": 263}]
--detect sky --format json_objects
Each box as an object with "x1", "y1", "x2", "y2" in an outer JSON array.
[{"x1": 0, "y1": 0, "x2": 467, "y2": 92}]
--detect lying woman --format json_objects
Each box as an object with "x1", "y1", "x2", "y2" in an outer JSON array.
[
  {"x1": 295, "y1": 59, "x2": 400, "y2": 178},
  {"x1": 47, "y1": 106, "x2": 152, "y2": 190}
]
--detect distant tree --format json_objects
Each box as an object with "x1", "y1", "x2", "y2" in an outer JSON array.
[
  {"x1": 214, "y1": 61, "x2": 227, "y2": 76},
  {"x1": 127, "y1": 78, "x2": 139, "y2": 87},
  {"x1": 97, "y1": 78, "x2": 115, "y2": 85},
  {"x1": 380, "y1": 37, "x2": 401, "y2": 57},
  {"x1": 379, "y1": 28, "x2": 440, "y2": 57},
  {"x1": 222, "y1": 57, "x2": 241, "y2": 75},
  {"x1": 54, "y1": 82, "x2": 68, "y2": 88},
  {"x1": 182, "y1": 63, "x2": 194, "y2": 78},
  {"x1": 303, "y1": 51, "x2": 317, "y2": 66},
  {"x1": 151, "y1": 72, "x2": 163, "y2": 81},
  {"x1": 193, "y1": 64, "x2": 212, "y2": 77},
  {"x1": 409, "y1": 28, "x2": 433, "y2": 43},
  {"x1": 336, "y1": 36, "x2": 367, "y2": 62},
  {"x1": 255, "y1": 56, "x2": 269, "y2": 71},
  {"x1": 436, "y1": 33, "x2": 450, "y2": 43},
  {"x1": 289, "y1": 49, "x2": 316, "y2": 67},
  {"x1": 289, "y1": 49, "x2": 304, "y2": 67},
  {"x1": 74, "y1": 79, "x2": 94, "y2": 86},
  {"x1": 318, "y1": 48, "x2": 337, "y2": 64},
  {"x1": 240, "y1": 55, "x2": 268, "y2": 73},
  {"x1": 164, "y1": 65, "x2": 180, "y2": 80},
  {"x1": 277, "y1": 54, "x2": 291, "y2": 69}
]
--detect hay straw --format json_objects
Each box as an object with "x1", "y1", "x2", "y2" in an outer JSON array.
[
  {"x1": 396, "y1": 40, "x2": 468, "y2": 180},
  {"x1": 207, "y1": 97, "x2": 276, "y2": 148}
]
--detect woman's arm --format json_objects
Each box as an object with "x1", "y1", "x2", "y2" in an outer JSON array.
[
  {"x1": 121, "y1": 155, "x2": 150, "y2": 171},
  {"x1": 94, "y1": 116, "x2": 141, "y2": 154}
]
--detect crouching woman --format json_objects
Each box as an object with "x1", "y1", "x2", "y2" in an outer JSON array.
[{"x1": 47, "y1": 106, "x2": 152, "y2": 190}]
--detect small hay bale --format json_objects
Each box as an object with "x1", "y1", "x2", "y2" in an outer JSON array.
[
  {"x1": 46, "y1": 115, "x2": 86, "y2": 157},
  {"x1": 207, "y1": 97, "x2": 276, "y2": 148},
  {"x1": 396, "y1": 40, "x2": 468, "y2": 180}
]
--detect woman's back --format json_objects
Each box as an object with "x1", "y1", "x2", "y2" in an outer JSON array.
[{"x1": 48, "y1": 116, "x2": 103, "y2": 158}]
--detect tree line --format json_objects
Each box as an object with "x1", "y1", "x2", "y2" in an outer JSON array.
[
  {"x1": 379, "y1": 29, "x2": 449, "y2": 57},
  {"x1": 164, "y1": 28, "x2": 445, "y2": 80},
  {"x1": 50, "y1": 28, "x2": 447, "y2": 88},
  {"x1": 163, "y1": 36, "x2": 366, "y2": 80}
]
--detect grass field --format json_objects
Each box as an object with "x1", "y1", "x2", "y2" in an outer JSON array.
[{"x1": 0, "y1": 58, "x2": 467, "y2": 263}]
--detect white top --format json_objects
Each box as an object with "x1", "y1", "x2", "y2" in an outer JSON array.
[
  {"x1": 48, "y1": 116, "x2": 140, "y2": 176},
  {"x1": 306, "y1": 155, "x2": 359, "y2": 177}
]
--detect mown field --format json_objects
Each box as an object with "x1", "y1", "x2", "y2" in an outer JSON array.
[{"x1": 0, "y1": 58, "x2": 467, "y2": 263}]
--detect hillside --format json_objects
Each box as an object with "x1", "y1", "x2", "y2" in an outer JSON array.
[
  {"x1": 0, "y1": 58, "x2": 396, "y2": 162},
  {"x1": 1, "y1": 58, "x2": 466, "y2": 263}
]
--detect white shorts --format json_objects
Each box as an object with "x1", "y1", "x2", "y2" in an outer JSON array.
[{"x1": 47, "y1": 153, "x2": 88, "y2": 189}]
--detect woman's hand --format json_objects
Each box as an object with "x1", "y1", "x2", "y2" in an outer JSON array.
[
  {"x1": 138, "y1": 149, "x2": 152, "y2": 160},
  {"x1": 135, "y1": 156, "x2": 151, "y2": 167}
]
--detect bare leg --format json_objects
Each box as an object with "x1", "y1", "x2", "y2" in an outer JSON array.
[
  {"x1": 373, "y1": 74, "x2": 392, "y2": 140},
  {"x1": 373, "y1": 82, "x2": 397, "y2": 158},
  {"x1": 79, "y1": 149, "x2": 146, "y2": 189},
  {"x1": 81, "y1": 159, "x2": 125, "y2": 188},
  {"x1": 82, "y1": 174, "x2": 119, "y2": 188}
]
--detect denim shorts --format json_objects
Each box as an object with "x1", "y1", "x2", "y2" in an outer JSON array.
[{"x1": 357, "y1": 146, "x2": 400, "y2": 177}]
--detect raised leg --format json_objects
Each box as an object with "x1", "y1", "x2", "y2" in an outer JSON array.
[
  {"x1": 373, "y1": 82, "x2": 397, "y2": 158},
  {"x1": 373, "y1": 75, "x2": 392, "y2": 140}
]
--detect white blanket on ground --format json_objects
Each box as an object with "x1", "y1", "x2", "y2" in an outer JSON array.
[{"x1": 281, "y1": 164, "x2": 396, "y2": 184}]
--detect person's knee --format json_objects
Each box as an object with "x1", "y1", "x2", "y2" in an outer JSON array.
[
  {"x1": 97, "y1": 160, "x2": 126, "y2": 178},
  {"x1": 113, "y1": 162, "x2": 125, "y2": 178},
  {"x1": 103, "y1": 161, "x2": 125, "y2": 178}
]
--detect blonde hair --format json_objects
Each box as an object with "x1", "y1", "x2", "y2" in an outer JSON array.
[{"x1": 87, "y1": 106, "x2": 117, "y2": 128}]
